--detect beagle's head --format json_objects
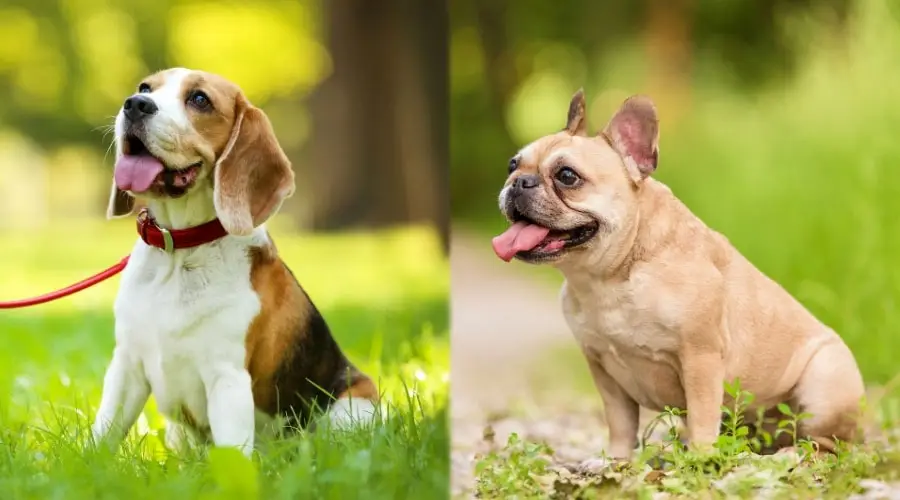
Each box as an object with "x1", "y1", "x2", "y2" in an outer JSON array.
[{"x1": 107, "y1": 67, "x2": 295, "y2": 236}]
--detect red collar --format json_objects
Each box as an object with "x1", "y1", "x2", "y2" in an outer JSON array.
[{"x1": 136, "y1": 208, "x2": 229, "y2": 253}]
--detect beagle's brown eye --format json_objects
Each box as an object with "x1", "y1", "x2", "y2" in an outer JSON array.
[
  {"x1": 138, "y1": 83, "x2": 151, "y2": 94},
  {"x1": 188, "y1": 90, "x2": 212, "y2": 110},
  {"x1": 555, "y1": 167, "x2": 580, "y2": 186},
  {"x1": 508, "y1": 157, "x2": 519, "y2": 174}
]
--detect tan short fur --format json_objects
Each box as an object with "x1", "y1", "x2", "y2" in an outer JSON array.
[{"x1": 498, "y1": 90, "x2": 865, "y2": 458}]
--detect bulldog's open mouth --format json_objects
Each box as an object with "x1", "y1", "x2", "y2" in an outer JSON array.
[
  {"x1": 115, "y1": 135, "x2": 202, "y2": 197},
  {"x1": 492, "y1": 211, "x2": 600, "y2": 262}
]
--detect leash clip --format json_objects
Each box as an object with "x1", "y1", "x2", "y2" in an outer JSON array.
[
  {"x1": 160, "y1": 226, "x2": 174, "y2": 254},
  {"x1": 137, "y1": 208, "x2": 174, "y2": 254}
]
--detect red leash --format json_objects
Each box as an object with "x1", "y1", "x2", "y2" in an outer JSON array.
[
  {"x1": 0, "y1": 255, "x2": 130, "y2": 309},
  {"x1": 1, "y1": 210, "x2": 228, "y2": 310}
]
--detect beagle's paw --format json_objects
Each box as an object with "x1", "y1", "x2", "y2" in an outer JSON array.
[{"x1": 325, "y1": 397, "x2": 379, "y2": 430}]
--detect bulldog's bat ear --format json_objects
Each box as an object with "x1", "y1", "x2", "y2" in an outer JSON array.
[
  {"x1": 602, "y1": 95, "x2": 659, "y2": 182},
  {"x1": 564, "y1": 88, "x2": 588, "y2": 136}
]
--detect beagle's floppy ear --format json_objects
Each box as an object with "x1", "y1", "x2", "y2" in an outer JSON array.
[
  {"x1": 214, "y1": 94, "x2": 295, "y2": 236},
  {"x1": 106, "y1": 183, "x2": 135, "y2": 219}
]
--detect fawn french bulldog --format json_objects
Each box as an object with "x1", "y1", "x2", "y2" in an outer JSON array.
[{"x1": 492, "y1": 90, "x2": 864, "y2": 460}]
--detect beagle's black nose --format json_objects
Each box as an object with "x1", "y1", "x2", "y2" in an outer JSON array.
[{"x1": 123, "y1": 95, "x2": 158, "y2": 121}]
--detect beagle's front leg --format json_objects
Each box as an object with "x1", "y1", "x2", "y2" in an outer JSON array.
[
  {"x1": 92, "y1": 346, "x2": 151, "y2": 448},
  {"x1": 203, "y1": 364, "x2": 255, "y2": 457}
]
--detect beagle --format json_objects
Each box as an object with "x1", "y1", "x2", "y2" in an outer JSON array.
[{"x1": 91, "y1": 68, "x2": 378, "y2": 456}]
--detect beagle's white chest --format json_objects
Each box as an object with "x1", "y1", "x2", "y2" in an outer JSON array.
[{"x1": 112, "y1": 238, "x2": 260, "y2": 427}]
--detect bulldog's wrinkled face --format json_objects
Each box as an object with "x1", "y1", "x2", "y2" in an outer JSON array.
[{"x1": 492, "y1": 90, "x2": 660, "y2": 264}]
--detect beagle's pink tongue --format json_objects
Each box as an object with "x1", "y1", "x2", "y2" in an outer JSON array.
[
  {"x1": 491, "y1": 221, "x2": 551, "y2": 262},
  {"x1": 114, "y1": 155, "x2": 164, "y2": 193}
]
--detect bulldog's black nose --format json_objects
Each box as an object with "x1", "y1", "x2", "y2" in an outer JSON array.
[
  {"x1": 513, "y1": 174, "x2": 540, "y2": 191},
  {"x1": 123, "y1": 95, "x2": 158, "y2": 121}
]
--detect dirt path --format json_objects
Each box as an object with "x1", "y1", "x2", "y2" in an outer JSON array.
[
  {"x1": 450, "y1": 229, "x2": 571, "y2": 420},
  {"x1": 451, "y1": 229, "x2": 610, "y2": 496}
]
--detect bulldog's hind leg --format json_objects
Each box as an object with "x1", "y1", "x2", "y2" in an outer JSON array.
[{"x1": 790, "y1": 339, "x2": 865, "y2": 453}]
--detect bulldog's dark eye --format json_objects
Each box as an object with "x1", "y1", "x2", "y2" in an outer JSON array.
[
  {"x1": 138, "y1": 83, "x2": 151, "y2": 94},
  {"x1": 555, "y1": 167, "x2": 580, "y2": 186},
  {"x1": 188, "y1": 90, "x2": 212, "y2": 110},
  {"x1": 508, "y1": 157, "x2": 519, "y2": 174}
]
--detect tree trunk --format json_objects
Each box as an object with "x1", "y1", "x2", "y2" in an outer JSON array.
[{"x1": 301, "y1": 0, "x2": 449, "y2": 252}]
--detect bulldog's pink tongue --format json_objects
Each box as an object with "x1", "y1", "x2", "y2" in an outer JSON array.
[
  {"x1": 114, "y1": 155, "x2": 164, "y2": 193},
  {"x1": 491, "y1": 221, "x2": 551, "y2": 262}
]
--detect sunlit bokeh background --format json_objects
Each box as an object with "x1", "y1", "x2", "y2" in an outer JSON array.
[
  {"x1": 0, "y1": 0, "x2": 447, "y2": 235},
  {"x1": 451, "y1": 0, "x2": 900, "y2": 391},
  {"x1": 0, "y1": 2, "x2": 449, "y2": 492}
]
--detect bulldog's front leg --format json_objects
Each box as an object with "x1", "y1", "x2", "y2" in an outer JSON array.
[
  {"x1": 92, "y1": 346, "x2": 151, "y2": 448},
  {"x1": 203, "y1": 364, "x2": 255, "y2": 457},
  {"x1": 586, "y1": 356, "x2": 640, "y2": 459},
  {"x1": 680, "y1": 349, "x2": 725, "y2": 449}
]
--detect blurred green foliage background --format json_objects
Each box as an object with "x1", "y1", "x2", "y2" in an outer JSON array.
[
  {"x1": 451, "y1": 0, "x2": 900, "y2": 383},
  {"x1": 0, "y1": 0, "x2": 450, "y2": 402},
  {"x1": 0, "y1": 0, "x2": 326, "y2": 225},
  {"x1": 0, "y1": 0, "x2": 447, "y2": 238}
]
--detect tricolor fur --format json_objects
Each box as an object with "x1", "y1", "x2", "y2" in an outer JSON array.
[{"x1": 92, "y1": 68, "x2": 378, "y2": 456}]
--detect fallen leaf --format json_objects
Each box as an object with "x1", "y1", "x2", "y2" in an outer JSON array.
[
  {"x1": 482, "y1": 425, "x2": 495, "y2": 443},
  {"x1": 645, "y1": 470, "x2": 667, "y2": 484}
]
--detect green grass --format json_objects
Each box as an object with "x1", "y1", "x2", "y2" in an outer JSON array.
[
  {"x1": 0, "y1": 219, "x2": 449, "y2": 500},
  {"x1": 474, "y1": 381, "x2": 900, "y2": 499},
  {"x1": 470, "y1": 345, "x2": 900, "y2": 498},
  {"x1": 475, "y1": 422, "x2": 898, "y2": 499}
]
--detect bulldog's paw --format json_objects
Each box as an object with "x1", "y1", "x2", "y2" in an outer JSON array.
[
  {"x1": 687, "y1": 441, "x2": 718, "y2": 458},
  {"x1": 572, "y1": 456, "x2": 629, "y2": 475}
]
